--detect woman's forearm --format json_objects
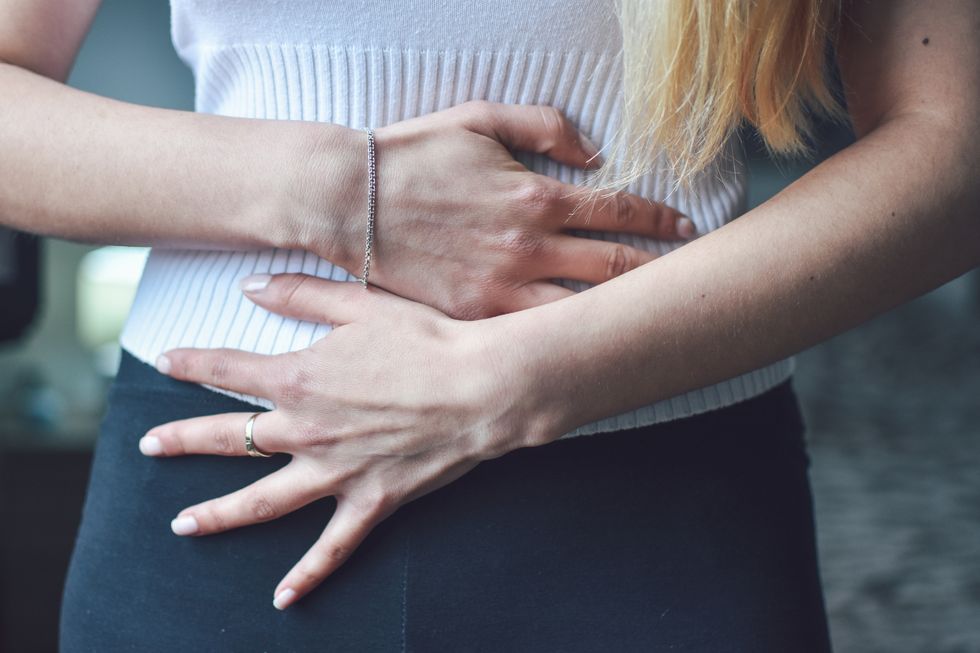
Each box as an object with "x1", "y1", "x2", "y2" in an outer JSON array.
[
  {"x1": 0, "y1": 61, "x2": 363, "y2": 257},
  {"x1": 0, "y1": 57, "x2": 694, "y2": 318},
  {"x1": 493, "y1": 112, "x2": 980, "y2": 443}
]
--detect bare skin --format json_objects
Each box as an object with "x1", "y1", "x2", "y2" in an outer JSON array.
[
  {"x1": 0, "y1": 0, "x2": 693, "y2": 319},
  {"x1": 145, "y1": 0, "x2": 980, "y2": 611}
]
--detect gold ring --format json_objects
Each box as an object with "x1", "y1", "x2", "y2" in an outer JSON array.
[{"x1": 244, "y1": 412, "x2": 273, "y2": 458}]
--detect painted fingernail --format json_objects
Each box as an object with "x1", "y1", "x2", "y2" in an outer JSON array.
[
  {"x1": 578, "y1": 131, "x2": 600, "y2": 160},
  {"x1": 155, "y1": 354, "x2": 171, "y2": 375},
  {"x1": 139, "y1": 435, "x2": 163, "y2": 456},
  {"x1": 677, "y1": 217, "x2": 697, "y2": 239},
  {"x1": 273, "y1": 588, "x2": 296, "y2": 610},
  {"x1": 240, "y1": 274, "x2": 271, "y2": 293},
  {"x1": 171, "y1": 515, "x2": 199, "y2": 536}
]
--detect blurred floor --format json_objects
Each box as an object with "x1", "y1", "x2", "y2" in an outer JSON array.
[{"x1": 799, "y1": 272, "x2": 980, "y2": 653}]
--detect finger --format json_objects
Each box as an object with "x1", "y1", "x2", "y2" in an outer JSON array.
[
  {"x1": 501, "y1": 282, "x2": 576, "y2": 312},
  {"x1": 157, "y1": 347, "x2": 280, "y2": 399},
  {"x1": 238, "y1": 273, "x2": 398, "y2": 325},
  {"x1": 272, "y1": 498, "x2": 382, "y2": 610},
  {"x1": 170, "y1": 461, "x2": 327, "y2": 537},
  {"x1": 552, "y1": 185, "x2": 697, "y2": 240},
  {"x1": 139, "y1": 410, "x2": 290, "y2": 457},
  {"x1": 545, "y1": 236, "x2": 657, "y2": 285},
  {"x1": 463, "y1": 101, "x2": 602, "y2": 169}
]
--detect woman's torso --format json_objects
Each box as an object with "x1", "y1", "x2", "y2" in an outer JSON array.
[{"x1": 119, "y1": 0, "x2": 794, "y2": 436}]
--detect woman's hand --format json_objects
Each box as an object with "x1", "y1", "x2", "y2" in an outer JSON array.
[
  {"x1": 295, "y1": 100, "x2": 694, "y2": 320},
  {"x1": 140, "y1": 273, "x2": 553, "y2": 610}
]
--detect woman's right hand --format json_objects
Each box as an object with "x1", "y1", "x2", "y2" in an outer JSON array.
[{"x1": 294, "y1": 101, "x2": 695, "y2": 319}]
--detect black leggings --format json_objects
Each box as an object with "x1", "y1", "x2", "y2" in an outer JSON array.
[{"x1": 61, "y1": 351, "x2": 832, "y2": 652}]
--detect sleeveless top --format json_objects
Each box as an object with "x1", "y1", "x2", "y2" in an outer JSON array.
[{"x1": 119, "y1": 0, "x2": 795, "y2": 438}]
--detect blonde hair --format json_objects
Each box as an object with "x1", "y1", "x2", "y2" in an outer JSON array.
[{"x1": 592, "y1": 0, "x2": 847, "y2": 192}]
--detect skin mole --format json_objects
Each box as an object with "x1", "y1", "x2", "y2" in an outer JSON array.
[{"x1": 922, "y1": 37, "x2": 930, "y2": 45}]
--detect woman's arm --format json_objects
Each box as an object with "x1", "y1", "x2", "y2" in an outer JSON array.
[
  {"x1": 492, "y1": 0, "x2": 980, "y2": 443},
  {"x1": 0, "y1": 0, "x2": 360, "y2": 254},
  {"x1": 0, "y1": 0, "x2": 694, "y2": 318}
]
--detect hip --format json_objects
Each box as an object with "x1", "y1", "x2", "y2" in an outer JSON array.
[{"x1": 61, "y1": 350, "x2": 830, "y2": 651}]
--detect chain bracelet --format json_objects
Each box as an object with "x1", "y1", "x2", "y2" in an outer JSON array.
[{"x1": 359, "y1": 128, "x2": 377, "y2": 287}]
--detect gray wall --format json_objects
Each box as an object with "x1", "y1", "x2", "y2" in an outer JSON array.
[{"x1": 0, "y1": 0, "x2": 192, "y2": 442}]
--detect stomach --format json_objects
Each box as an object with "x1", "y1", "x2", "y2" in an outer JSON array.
[{"x1": 119, "y1": 41, "x2": 786, "y2": 433}]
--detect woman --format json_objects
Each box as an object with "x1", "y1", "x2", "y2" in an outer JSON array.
[{"x1": 1, "y1": 0, "x2": 976, "y2": 650}]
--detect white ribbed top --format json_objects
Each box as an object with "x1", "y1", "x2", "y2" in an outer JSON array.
[{"x1": 119, "y1": 0, "x2": 794, "y2": 438}]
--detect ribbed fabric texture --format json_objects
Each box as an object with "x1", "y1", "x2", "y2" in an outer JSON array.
[{"x1": 119, "y1": 0, "x2": 794, "y2": 438}]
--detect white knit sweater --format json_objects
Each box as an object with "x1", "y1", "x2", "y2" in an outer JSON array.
[{"x1": 119, "y1": 0, "x2": 794, "y2": 438}]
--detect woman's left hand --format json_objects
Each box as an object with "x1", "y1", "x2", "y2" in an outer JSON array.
[{"x1": 141, "y1": 273, "x2": 555, "y2": 610}]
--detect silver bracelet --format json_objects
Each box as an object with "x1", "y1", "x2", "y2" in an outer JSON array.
[{"x1": 359, "y1": 128, "x2": 377, "y2": 287}]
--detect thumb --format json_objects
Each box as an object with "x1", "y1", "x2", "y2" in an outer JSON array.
[{"x1": 463, "y1": 101, "x2": 603, "y2": 169}]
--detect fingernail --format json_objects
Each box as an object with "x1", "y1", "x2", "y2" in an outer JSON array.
[
  {"x1": 578, "y1": 131, "x2": 600, "y2": 160},
  {"x1": 171, "y1": 515, "x2": 199, "y2": 536},
  {"x1": 273, "y1": 588, "x2": 296, "y2": 610},
  {"x1": 155, "y1": 354, "x2": 171, "y2": 375},
  {"x1": 677, "y1": 217, "x2": 697, "y2": 239},
  {"x1": 139, "y1": 435, "x2": 164, "y2": 456},
  {"x1": 240, "y1": 274, "x2": 271, "y2": 293}
]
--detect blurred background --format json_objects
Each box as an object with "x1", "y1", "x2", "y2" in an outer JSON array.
[{"x1": 0, "y1": 1, "x2": 978, "y2": 651}]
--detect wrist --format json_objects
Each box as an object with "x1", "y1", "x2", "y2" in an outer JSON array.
[
  {"x1": 280, "y1": 122, "x2": 366, "y2": 266},
  {"x1": 467, "y1": 309, "x2": 576, "y2": 454}
]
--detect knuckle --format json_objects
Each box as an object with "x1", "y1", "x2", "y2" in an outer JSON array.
[
  {"x1": 650, "y1": 202, "x2": 672, "y2": 235},
  {"x1": 207, "y1": 356, "x2": 232, "y2": 384},
  {"x1": 604, "y1": 244, "x2": 633, "y2": 280},
  {"x1": 324, "y1": 543, "x2": 353, "y2": 563},
  {"x1": 212, "y1": 427, "x2": 235, "y2": 454},
  {"x1": 276, "y1": 366, "x2": 314, "y2": 405},
  {"x1": 201, "y1": 503, "x2": 227, "y2": 532},
  {"x1": 512, "y1": 178, "x2": 560, "y2": 213},
  {"x1": 537, "y1": 105, "x2": 568, "y2": 142},
  {"x1": 495, "y1": 227, "x2": 546, "y2": 262},
  {"x1": 278, "y1": 274, "x2": 312, "y2": 309},
  {"x1": 159, "y1": 427, "x2": 187, "y2": 456},
  {"x1": 304, "y1": 543, "x2": 351, "y2": 577},
  {"x1": 296, "y1": 561, "x2": 325, "y2": 585},
  {"x1": 247, "y1": 494, "x2": 279, "y2": 522},
  {"x1": 614, "y1": 192, "x2": 634, "y2": 226}
]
